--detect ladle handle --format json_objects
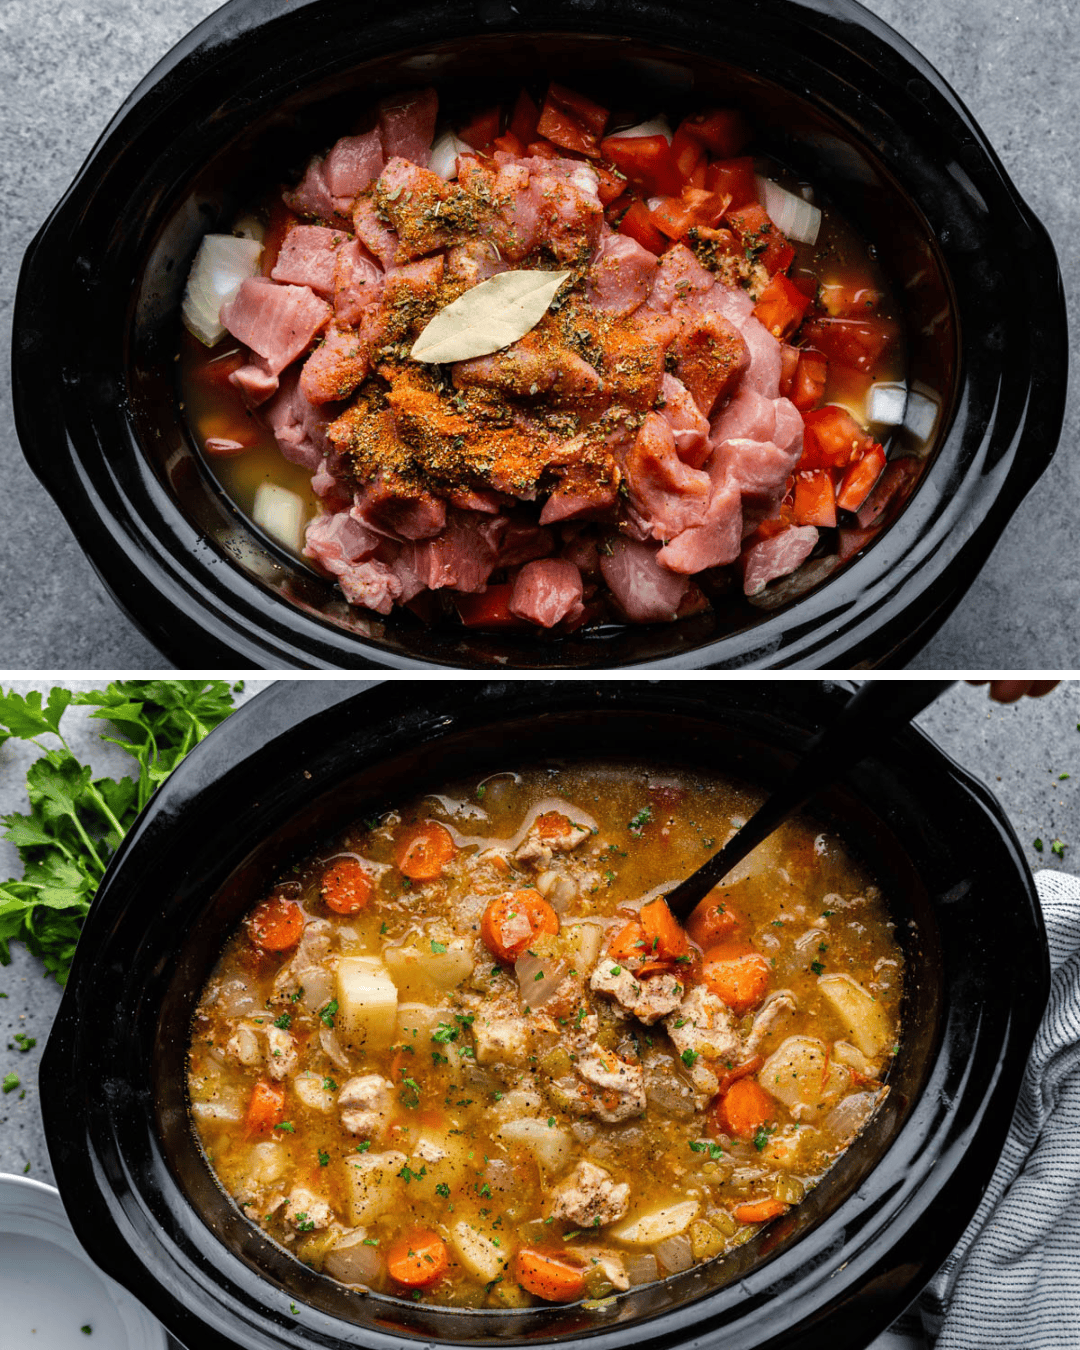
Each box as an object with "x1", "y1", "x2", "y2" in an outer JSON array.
[{"x1": 664, "y1": 680, "x2": 955, "y2": 920}]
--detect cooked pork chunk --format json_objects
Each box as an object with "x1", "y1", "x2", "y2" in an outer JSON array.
[
  {"x1": 548, "y1": 1160, "x2": 630, "y2": 1227},
  {"x1": 338, "y1": 1074, "x2": 394, "y2": 1139}
]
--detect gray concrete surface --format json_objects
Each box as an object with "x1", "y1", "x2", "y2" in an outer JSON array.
[
  {"x1": 0, "y1": 0, "x2": 1076, "y2": 670},
  {"x1": 0, "y1": 678, "x2": 1075, "y2": 1347}
]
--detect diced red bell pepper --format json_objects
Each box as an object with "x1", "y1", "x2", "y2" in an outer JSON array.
[
  {"x1": 537, "y1": 82, "x2": 609, "y2": 158},
  {"x1": 790, "y1": 349, "x2": 829, "y2": 412},
  {"x1": 706, "y1": 157, "x2": 758, "y2": 210},
  {"x1": 779, "y1": 344, "x2": 800, "y2": 399},
  {"x1": 649, "y1": 196, "x2": 696, "y2": 241},
  {"x1": 726, "y1": 204, "x2": 795, "y2": 275},
  {"x1": 600, "y1": 133, "x2": 681, "y2": 196},
  {"x1": 525, "y1": 137, "x2": 562, "y2": 160},
  {"x1": 457, "y1": 105, "x2": 503, "y2": 151},
  {"x1": 792, "y1": 469, "x2": 838, "y2": 528},
  {"x1": 617, "y1": 198, "x2": 668, "y2": 255},
  {"x1": 508, "y1": 88, "x2": 541, "y2": 145},
  {"x1": 456, "y1": 584, "x2": 527, "y2": 629},
  {"x1": 593, "y1": 162, "x2": 628, "y2": 206},
  {"x1": 753, "y1": 273, "x2": 811, "y2": 341},
  {"x1": 800, "y1": 315, "x2": 899, "y2": 376},
  {"x1": 693, "y1": 225, "x2": 740, "y2": 257},
  {"x1": 681, "y1": 187, "x2": 730, "y2": 229},
  {"x1": 836, "y1": 443, "x2": 887, "y2": 512},
  {"x1": 680, "y1": 108, "x2": 750, "y2": 157},
  {"x1": 492, "y1": 130, "x2": 526, "y2": 157},
  {"x1": 670, "y1": 122, "x2": 706, "y2": 185},
  {"x1": 800, "y1": 405, "x2": 875, "y2": 471}
]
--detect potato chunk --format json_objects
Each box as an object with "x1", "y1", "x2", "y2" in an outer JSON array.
[
  {"x1": 450, "y1": 1221, "x2": 511, "y2": 1284},
  {"x1": 335, "y1": 956, "x2": 398, "y2": 1053},
  {"x1": 495, "y1": 1117, "x2": 573, "y2": 1173},
  {"x1": 609, "y1": 1199, "x2": 699, "y2": 1245},
  {"x1": 344, "y1": 1150, "x2": 405, "y2": 1225},
  {"x1": 759, "y1": 1035, "x2": 847, "y2": 1115},
  {"x1": 383, "y1": 937, "x2": 474, "y2": 995},
  {"x1": 818, "y1": 974, "x2": 894, "y2": 1057}
]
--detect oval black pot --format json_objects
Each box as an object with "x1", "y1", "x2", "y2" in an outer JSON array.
[
  {"x1": 40, "y1": 680, "x2": 1048, "y2": 1349},
  {"x1": 11, "y1": 0, "x2": 1068, "y2": 669}
]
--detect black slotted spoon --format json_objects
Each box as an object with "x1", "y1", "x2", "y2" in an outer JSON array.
[{"x1": 663, "y1": 680, "x2": 955, "y2": 922}]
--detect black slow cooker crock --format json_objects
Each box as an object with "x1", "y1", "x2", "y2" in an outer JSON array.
[
  {"x1": 40, "y1": 680, "x2": 1049, "y2": 1349},
  {"x1": 11, "y1": 0, "x2": 1068, "y2": 669}
]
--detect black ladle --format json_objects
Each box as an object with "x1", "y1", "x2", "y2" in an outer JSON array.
[{"x1": 663, "y1": 680, "x2": 956, "y2": 922}]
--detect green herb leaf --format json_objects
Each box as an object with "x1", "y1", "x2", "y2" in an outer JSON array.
[{"x1": 2, "y1": 1072, "x2": 19, "y2": 1093}]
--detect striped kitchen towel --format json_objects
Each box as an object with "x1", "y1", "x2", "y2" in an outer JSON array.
[{"x1": 874, "y1": 870, "x2": 1080, "y2": 1349}]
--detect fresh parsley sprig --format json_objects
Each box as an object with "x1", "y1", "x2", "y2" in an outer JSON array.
[{"x1": 0, "y1": 681, "x2": 240, "y2": 984}]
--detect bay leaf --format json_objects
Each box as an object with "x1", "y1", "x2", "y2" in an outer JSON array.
[{"x1": 410, "y1": 268, "x2": 572, "y2": 364}]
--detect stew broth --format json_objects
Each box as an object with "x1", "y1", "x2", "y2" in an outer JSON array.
[{"x1": 188, "y1": 762, "x2": 902, "y2": 1309}]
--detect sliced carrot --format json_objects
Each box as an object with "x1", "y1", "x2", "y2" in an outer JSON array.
[
  {"x1": 394, "y1": 822, "x2": 455, "y2": 880},
  {"x1": 515, "y1": 1247, "x2": 586, "y2": 1303},
  {"x1": 481, "y1": 889, "x2": 559, "y2": 963},
  {"x1": 386, "y1": 1230, "x2": 449, "y2": 1287},
  {"x1": 608, "y1": 920, "x2": 647, "y2": 962},
  {"x1": 321, "y1": 858, "x2": 373, "y2": 914},
  {"x1": 248, "y1": 895, "x2": 305, "y2": 952},
  {"x1": 733, "y1": 1198, "x2": 789, "y2": 1224},
  {"x1": 534, "y1": 811, "x2": 576, "y2": 840},
  {"x1": 686, "y1": 895, "x2": 740, "y2": 948},
  {"x1": 713, "y1": 1075, "x2": 773, "y2": 1139},
  {"x1": 701, "y1": 940, "x2": 771, "y2": 1014},
  {"x1": 716, "y1": 1053, "x2": 764, "y2": 1097},
  {"x1": 244, "y1": 1078, "x2": 286, "y2": 1134},
  {"x1": 640, "y1": 897, "x2": 689, "y2": 962}
]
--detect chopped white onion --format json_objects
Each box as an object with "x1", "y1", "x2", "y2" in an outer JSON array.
[
  {"x1": 654, "y1": 1234, "x2": 695, "y2": 1274},
  {"x1": 515, "y1": 951, "x2": 568, "y2": 1006},
  {"x1": 867, "y1": 382, "x2": 908, "y2": 426},
  {"x1": 181, "y1": 233, "x2": 262, "y2": 346},
  {"x1": 429, "y1": 130, "x2": 469, "y2": 180},
  {"x1": 903, "y1": 388, "x2": 940, "y2": 444},
  {"x1": 624, "y1": 1252, "x2": 659, "y2": 1286},
  {"x1": 607, "y1": 115, "x2": 673, "y2": 144},
  {"x1": 755, "y1": 176, "x2": 822, "y2": 246},
  {"x1": 233, "y1": 214, "x2": 266, "y2": 243},
  {"x1": 253, "y1": 484, "x2": 307, "y2": 554}
]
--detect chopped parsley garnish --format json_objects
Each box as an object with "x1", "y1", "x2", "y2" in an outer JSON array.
[
  {"x1": 431, "y1": 939, "x2": 447, "y2": 954},
  {"x1": 363, "y1": 1237, "x2": 380, "y2": 1246},
  {"x1": 690, "y1": 1140, "x2": 724, "y2": 1159},
  {"x1": 295, "y1": 1213, "x2": 314, "y2": 1232},
  {"x1": 398, "y1": 1162, "x2": 427, "y2": 1183},
  {"x1": 681, "y1": 1048, "x2": 699, "y2": 1068},
  {"x1": 609, "y1": 965, "x2": 622, "y2": 976},
  {"x1": 318, "y1": 1150, "x2": 330, "y2": 1168},
  {"x1": 753, "y1": 1124, "x2": 774, "y2": 1151},
  {"x1": 290, "y1": 987, "x2": 303, "y2": 1003},
  {"x1": 1034, "y1": 838, "x2": 1044, "y2": 852},
  {"x1": 273, "y1": 1013, "x2": 291, "y2": 1030},
  {"x1": 628, "y1": 806, "x2": 653, "y2": 835},
  {"x1": 4, "y1": 1072, "x2": 22, "y2": 1093},
  {"x1": 435, "y1": 1182, "x2": 451, "y2": 1198},
  {"x1": 1052, "y1": 839, "x2": 1066, "y2": 857},
  {"x1": 356, "y1": 1140, "x2": 371, "y2": 1153},
  {"x1": 12, "y1": 1032, "x2": 36, "y2": 1052},
  {"x1": 476, "y1": 784, "x2": 486, "y2": 800},
  {"x1": 319, "y1": 1000, "x2": 339, "y2": 1028},
  {"x1": 275, "y1": 1121, "x2": 296, "y2": 1133},
  {"x1": 323, "y1": 1077, "x2": 337, "y2": 1091},
  {"x1": 432, "y1": 1022, "x2": 459, "y2": 1044},
  {"x1": 810, "y1": 960, "x2": 826, "y2": 976}
]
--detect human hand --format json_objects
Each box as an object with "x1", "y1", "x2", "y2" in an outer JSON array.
[{"x1": 967, "y1": 680, "x2": 1060, "y2": 704}]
